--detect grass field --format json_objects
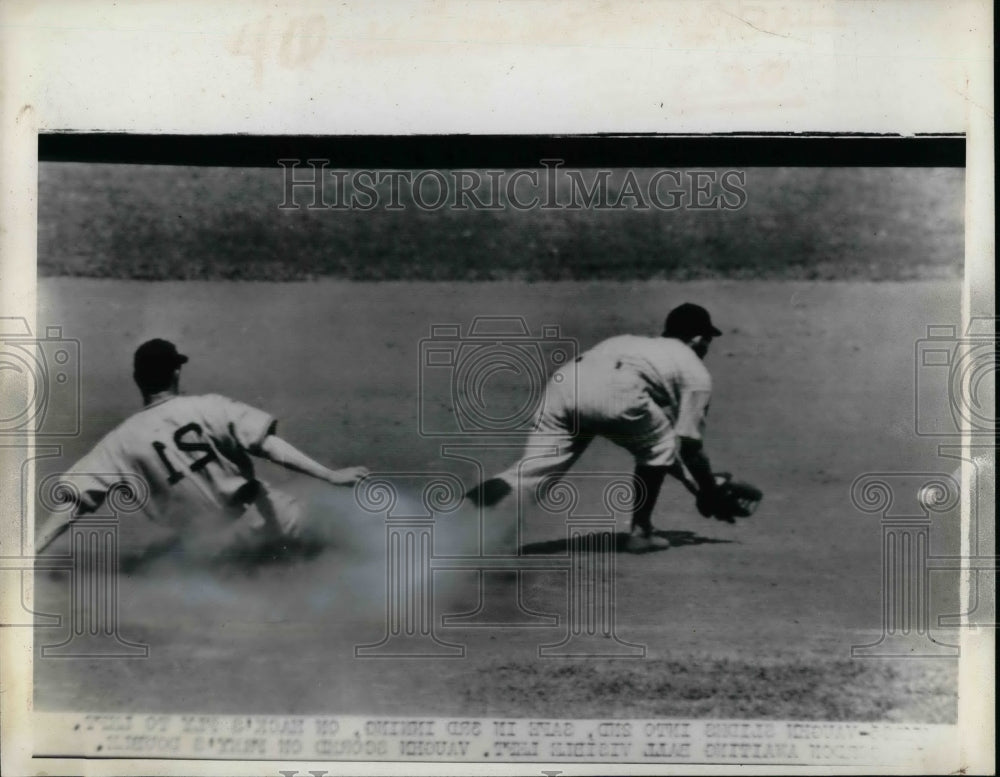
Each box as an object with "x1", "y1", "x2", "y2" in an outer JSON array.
[{"x1": 38, "y1": 165, "x2": 963, "y2": 281}]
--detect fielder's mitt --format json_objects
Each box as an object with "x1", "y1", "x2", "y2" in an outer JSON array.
[{"x1": 698, "y1": 472, "x2": 763, "y2": 523}]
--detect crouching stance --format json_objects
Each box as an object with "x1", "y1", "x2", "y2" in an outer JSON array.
[{"x1": 466, "y1": 303, "x2": 756, "y2": 553}]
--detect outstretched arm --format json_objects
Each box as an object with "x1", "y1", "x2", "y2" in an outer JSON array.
[
  {"x1": 677, "y1": 436, "x2": 734, "y2": 519},
  {"x1": 677, "y1": 436, "x2": 717, "y2": 496},
  {"x1": 256, "y1": 435, "x2": 369, "y2": 486},
  {"x1": 676, "y1": 437, "x2": 731, "y2": 520},
  {"x1": 671, "y1": 387, "x2": 722, "y2": 513}
]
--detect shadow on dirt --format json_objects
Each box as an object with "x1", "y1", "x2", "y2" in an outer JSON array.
[
  {"x1": 109, "y1": 527, "x2": 730, "y2": 576},
  {"x1": 519, "y1": 529, "x2": 734, "y2": 556}
]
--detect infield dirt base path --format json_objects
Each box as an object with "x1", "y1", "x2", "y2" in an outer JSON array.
[{"x1": 32, "y1": 278, "x2": 961, "y2": 721}]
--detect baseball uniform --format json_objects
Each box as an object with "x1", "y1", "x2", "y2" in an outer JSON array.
[
  {"x1": 61, "y1": 393, "x2": 303, "y2": 544},
  {"x1": 496, "y1": 335, "x2": 712, "y2": 497}
]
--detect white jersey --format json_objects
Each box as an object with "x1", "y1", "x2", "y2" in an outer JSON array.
[
  {"x1": 66, "y1": 394, "x2": 276, "y2": 530},
  {"x1": 576, "y1": 335, "x2": 712, "y2": 439},
  {"x1": 500, "y1": 334, "x2": 715, "y2": 488}
]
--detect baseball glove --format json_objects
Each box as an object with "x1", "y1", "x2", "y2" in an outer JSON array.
[{"x1": 697, "y1": 472, "x2": 763, "y2": 523}]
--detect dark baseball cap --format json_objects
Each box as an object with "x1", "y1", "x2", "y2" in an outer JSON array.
[
  {"x1": 662, "y1": 303, "x2": 723, "y2": 339},
  {"x1": 133, "y1": 339, "x2": 188, "y2": 386}
]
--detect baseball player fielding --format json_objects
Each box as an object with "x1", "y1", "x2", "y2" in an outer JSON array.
[{"x1": 465, "y1": 303, "x2": 762, "y2": 552}]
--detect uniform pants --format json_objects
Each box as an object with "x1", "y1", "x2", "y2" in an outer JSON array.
[
  {"x1": 497, "y1": 363, "x2": 679, "y2": 499},
  {"x1": 233, "y1": 484, "x2": 305, "y2": 546}
]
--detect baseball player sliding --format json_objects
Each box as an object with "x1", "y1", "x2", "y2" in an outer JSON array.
[
  {"x1": 465, "y1": 303, "x2": 761, "y2": 553},
  {"x1": 36, "y1": 339, "x2": 369, "y2": 560}
]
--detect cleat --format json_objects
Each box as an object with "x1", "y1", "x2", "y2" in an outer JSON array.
[
  {"x1": 464, "y1": 477, "x2": 512, "y2": 508},
  {"x1": 626, "y1": 526, "x2": 670, "y2": 553}
]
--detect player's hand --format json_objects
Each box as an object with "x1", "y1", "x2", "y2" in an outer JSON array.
[
  {"x1": 696, "y1": 473, "x2": 762, "y2": 523},
  {"x1": 695, "y1": 487, "x2": 722, "y2": 519},
  {"x1": 327, "y1": 466, "x2": 370, "y2": 486},
  {"x1": 695, "y1": 477, "x2": 736, "y2": 523}
]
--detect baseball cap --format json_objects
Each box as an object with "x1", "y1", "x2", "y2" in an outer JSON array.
[
  {"x1": 133, "y1": 339, "x2": 188, "y2": 387},
  {"x1": 662, "y1": 303, "x2": 723, "y2": 339}
]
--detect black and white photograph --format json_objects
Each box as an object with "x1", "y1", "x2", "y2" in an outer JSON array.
[{"x1": 0, "y1": 3, "x2": 993, "y2": 776}]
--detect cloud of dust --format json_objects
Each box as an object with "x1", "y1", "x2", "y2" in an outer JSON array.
[{"x1": 84, "y1": 479, "x2": 518, "y2": 639}]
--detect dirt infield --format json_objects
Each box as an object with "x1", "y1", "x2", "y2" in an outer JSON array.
[{"x1": 33, "y1": 277, "x2": 961, "y2": 722}]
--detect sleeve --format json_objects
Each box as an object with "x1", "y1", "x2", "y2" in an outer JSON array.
[
  {"x1": 212, "y1": 394, "x2": 276, "y2": 453},
  {"x1": 37, "y1": 449, "x2": 116, "y2": 551},
  {"x1": 64, "y1": 443, "x2": 119, "y2": 513},
  {"x1": 674, "y1": 389, "x2": 711, "y2": 440},
  {"x1": 674, "y1": 358, "x2": 713, "y2": 440}
]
